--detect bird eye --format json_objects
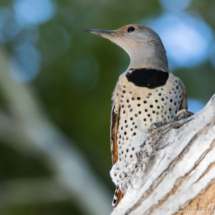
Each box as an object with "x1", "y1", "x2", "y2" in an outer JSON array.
[{"x1": 127, "y1": 27, "x2": 135, "y2": 33}]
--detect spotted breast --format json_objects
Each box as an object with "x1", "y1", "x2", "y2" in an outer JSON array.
[{"x1": 110, "y1": 68, "x2": 187, "y2": 203}]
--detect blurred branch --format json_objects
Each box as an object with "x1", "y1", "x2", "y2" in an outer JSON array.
[
  {"x1": 0, "y1": 178, "x2": 72, "y2": 206},
  {"x1": 0, "y1": 48, "x2": 112, "y2": 215}
]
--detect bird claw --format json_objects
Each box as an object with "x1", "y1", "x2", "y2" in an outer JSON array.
[
  {"x1": 174, "y1": 109, "x2": 194, "y2": 120},
  {"x1": 149, "y1": 119, "x2": 168, "y2": 131}
]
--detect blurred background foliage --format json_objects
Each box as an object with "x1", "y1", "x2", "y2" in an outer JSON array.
[{"x1": 0, "y1": 0, "x2": 215, "y2": 214}]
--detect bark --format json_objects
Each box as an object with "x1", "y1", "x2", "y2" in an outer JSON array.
[{"x1": 111, "y1": 94, "x2": 215, "y2": 215}]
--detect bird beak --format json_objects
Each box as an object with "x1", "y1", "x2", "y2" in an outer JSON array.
[{"x1": 84, "y1": 29, "x2": 117, "y2": 40}]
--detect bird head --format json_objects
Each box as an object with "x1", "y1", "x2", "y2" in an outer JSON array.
[{"x1": 85, "y1": 24, "x2": 169, "y2": 72}]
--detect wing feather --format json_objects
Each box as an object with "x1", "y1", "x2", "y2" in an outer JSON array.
[
  {"x1": 178, "y1": 78, "x2": 188, "y2": 110},
  {"x1": 110, "y1": 97, "x2": 123, "y2": 207},
  {"x1": 110, "y1": 100, "x2": 120, "y2": 164}
]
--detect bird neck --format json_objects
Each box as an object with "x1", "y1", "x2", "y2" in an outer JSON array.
[{"x1": 128, "y1": 46, "x2": 169, "y2": 72}]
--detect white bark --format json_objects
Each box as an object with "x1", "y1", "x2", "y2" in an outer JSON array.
[{"x1": 112, "y1": 94, "x2": 215, "y2": 215}]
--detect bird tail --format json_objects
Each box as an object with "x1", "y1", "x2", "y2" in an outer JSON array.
[{"x1": 112, "y1": 186, "x2": 123, "y2": 207}]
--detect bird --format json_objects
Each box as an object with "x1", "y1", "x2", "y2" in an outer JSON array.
[{"x1": 85, "y1": 24, "x2": 188, "y2": 207}]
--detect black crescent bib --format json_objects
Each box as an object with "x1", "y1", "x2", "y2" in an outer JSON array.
[{"x1": 126, "y1": 68, "x2": 169, "y2": 89}]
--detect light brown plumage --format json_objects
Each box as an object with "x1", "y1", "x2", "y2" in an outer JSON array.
[
  {"x1": 85, "y1": 24, "x2": 188, "y2": 208},
  {"x1": 110, "y1": 72, "x2": 187, "y2": 206}
]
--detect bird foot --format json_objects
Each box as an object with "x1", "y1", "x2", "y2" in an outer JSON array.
[
  {"x1": 174, "y1": 109, "x2": 194, "y2": 120},
  {"x1": 149, "y1": 119, "x2": 168, "y2": 131}
]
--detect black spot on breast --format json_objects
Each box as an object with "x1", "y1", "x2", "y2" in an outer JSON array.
[{"x1": 126, "y1": 69, "x2": 169, "y2": 88}]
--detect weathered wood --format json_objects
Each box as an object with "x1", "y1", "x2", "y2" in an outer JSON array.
[{"x1": 111, "y1": 94, "x2": 215, "y2": 215}]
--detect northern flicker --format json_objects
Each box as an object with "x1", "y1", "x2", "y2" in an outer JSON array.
[{"x1": 85, "y1": 24, "x2": 187, "y2": 207}]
